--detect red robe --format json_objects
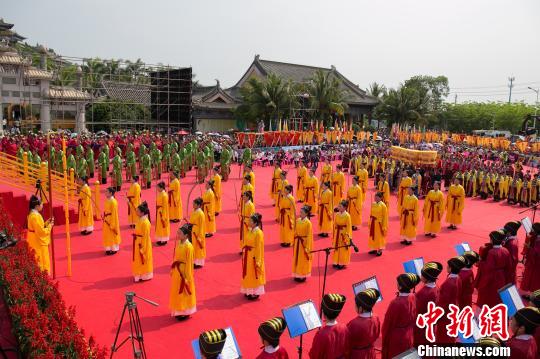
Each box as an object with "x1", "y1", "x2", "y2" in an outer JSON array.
[
  {"x1": 309, "y1": 323, "x2": 349, "y2": 359},
  {"x1": 521, "y1": 236, "x2": 540, "y2": 292},
  {"x1": 504, "y1": 237, "x2": 519, "y2": 284},
  {"x1": 536, "y1": 328, "x2": 540, "y2": 359},
  {"x1": 458, "y1": 268, "x2": 475, "y2": 308},
  {"x1": 346, "y1": 315, "x2": 380, "y2": 359},
  {"x1": 475, "y1": 246, "x2": 512, "y2": 307},
  {"x1": 256, "y1": 347, "x2": 290, "y2": 359},
  {"x1": 506, "y1": 336, "x2": 538, "y2": 359},
  {"x1": 414, "y1": 284, "x2": 439, "y2": 346},
  {"x1": 381, "y1": 294, "x2": 416, "y2": 359},
  {"x1": 436, "y1": 275, "x2": 461, "y2": 344}
]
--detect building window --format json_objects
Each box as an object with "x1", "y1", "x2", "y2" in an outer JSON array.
[
  {"x1": 32, "y1": 92, "x2": 41, "y2": 98},
  {"x1": 23, "y1": 91, "x2": 31, "y2": 98},
  {"x1": 11, "y1": 91, "x2": 20, "y2": 97},
  {"x1": 1, "y1": 91, "x2": 9, "y2": 97},
  {"x1": 3, "y1": 77, "x2": 16, "y2": 85}
]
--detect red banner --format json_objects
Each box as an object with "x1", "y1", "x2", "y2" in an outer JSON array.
[
  {"x1": 264, "y1": 132, "x2": 275, "y2": 146},
  {"x1": 279, "y1": 132, "x2": 288, "y2": 146},
  {"x1": 237, "y1": 133, "x2": 245, "y2": 147},
  {"x1": 247, "y1": 133, "x2": 257, "y2": 148},
  {"x1": 291, "y1": 132, "x2": 300, "y2": 146}
]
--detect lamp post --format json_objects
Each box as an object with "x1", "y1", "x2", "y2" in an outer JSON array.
[{"x1": 528, "y1": 87, "x2": 539, "y2": 128}]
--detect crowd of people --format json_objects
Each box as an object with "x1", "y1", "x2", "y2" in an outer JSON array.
[{"x1": 6, "y1": 129, "x2": 540, "y2": 358}]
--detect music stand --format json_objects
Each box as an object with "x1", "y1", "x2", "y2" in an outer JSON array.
[
  {"x1": 454, "y1": 242, "x2": 471, "y2": 255},
  {"x1": 352, "y1": 276, "x2": 383, "y2": 302},
  {"x1": 498, "y1": 283, "x2": 525, "y2": 317},
  {"x1": 191, "y1": 327, "x2": 241, "y2": 359},
  {"x1": 402, "y1": 257, "x2": 424, "y2": 277},
  {"x1": 282, "y1": 300, "x2": 322, "y2": 359},
  {"x1": 457, "y1": 317, "x2": 481, "y2": 344},
  {"x1": 392, "y1": 348, "x2": 422, "y2": 358},
  {"x1": 519, "y1": 204, "x2": 538, "y2": 222}
]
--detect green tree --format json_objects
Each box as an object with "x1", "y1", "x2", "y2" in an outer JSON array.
[
  {"x1": 308, "y1": 70, "x2": 348, "y2": 125},
  {"x1": 376, "y1": 85, "x2": 429, "y2": 126},
  {"x1": 367, "y1": 82, "x2": 387, "y2": 98}
]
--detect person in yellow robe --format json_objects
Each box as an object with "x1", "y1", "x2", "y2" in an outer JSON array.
[
  {"x1": 296, "y1": 159, "x2": 307, "y2": 202},
  {"x1": 318, "y1": 181, "x2": 333, "y2": 237},
  {"x1": 241, "y1": 213, "x2": 265, "y2": 300},
  {"x1": 190, "y1": 198, "x2": 206, "y2": 268},
  {"x1": 278, "y1": 184, "x2": 295, "y2": 247},
  {"x1": 132, "y1": 202, "x2": 153, "y2": 282},
  {"x1": 292, "y1": 205, "x2": 313, "y2": 282},
  {"x1": 332, "y1": 199, "x2": 353, "y2": 269},
  {"x1": 399, "y1": 187, "x2": 419, "y2": 245},
  {"x1": 168, "y1": 171, "x2": 182, "y2": 223},
  {"x1": 423, "y1": 181, "x2": 445, "y2": 238},
  {"x1": 212, "y1": 167, "x2": 222, "y2": 215},
  {"x1": 78, "y1": 176, "x2": 94, "y2": 235},
  {"x1": 103, "y1": 187, "x2": 121, "y2": 255},
  {"x1": 377, "y1": 174, "x2": 391, "y2": 212},
  {"x1": 368, "y1": 192, "x2": 388, "y2": 256},
  {"x1": 240, "y1": 190, "x2": 255, "y2": 252},
  {"x1": 27, "y1": 195, "x2": 53, "y2": 274},
  {"x1": 320, "y1": 159, "x2": 332, "y2": 191},
  {"x1": 241, "y1": 175, "x2": 255, "y2": 206},
  {"x1": 126, "y1": 175, "x2": 141, "y2": 228},
  {"x1": 347, "y1": 176, "x2": 363, "y2": 230},
  {"x1": 169, "y1": 223, "x2": 196, "y2": 320},
  {"x1": 446, "y1": 178, "x2": 465, "y2": 230},
  {"x1": 275, "y1": 171, "x2": 290, "y2": 221},
  {"x1": 356, "y1": 162, "x2": 369, "y2": 195},
  {"x1": 203, "y1": 180, "x2": 216, "y2": 237},
  {"x1": 270, "y1": 162, "x2": 282, "y2": 205},
  {"x1": 304, "y1": 167, "x2": 319, "y2": 210},
  {"x1": 331, "y1": 164, "x2": 345, "y2": 205},
  {"x1": 244, "y1": 163, "x2": 256, "y2": 194},
  {"x1": 397, "y1": 171, "x2": 412, "y2": 214},
  {"x1": 155, "y1": 181, "x2": 170, "y2": 245}
]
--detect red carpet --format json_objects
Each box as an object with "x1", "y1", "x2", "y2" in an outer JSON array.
[{"x1": 1, "y1": 164, "x2": 528, "y2": 358}]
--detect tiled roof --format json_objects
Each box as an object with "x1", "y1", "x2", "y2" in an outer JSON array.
[
  {"x1": 0, "y1": 53, "x2": 30, "y2": 65},
  {"x1": 48, "y1": 87, "x2": 91, "y2": 101},
  {"x1": 100, "y1": 80, "x2": 150, "y2": 105},
  {"x1": 0, "y1": 19, "x2": 14, "y2": 30},
  {"x1": 25, "y1": 68, "x2": 53, "y2": 80}
]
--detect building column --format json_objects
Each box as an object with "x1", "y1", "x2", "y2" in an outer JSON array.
[
  {"x1": 0, "y1": 103, "x2": 4, "y2": 136},
  {"x1": 75, "y1": 103, "x2": 86, "y2": 133},
  {"x1": 41, "y1": 102, "x2": 51, "y2": 132}
]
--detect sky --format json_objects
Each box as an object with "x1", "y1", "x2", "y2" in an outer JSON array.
[{"x1": 3, "y1": 0, "x2": 540, "y2": 104}]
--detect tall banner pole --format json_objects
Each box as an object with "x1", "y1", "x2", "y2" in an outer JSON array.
[
  {"x1": 62, "y1": 137, "x2": 73, "y2": 277},
  {"x1": 47, "y1": 132, "x2": 56, "y2": 279}
]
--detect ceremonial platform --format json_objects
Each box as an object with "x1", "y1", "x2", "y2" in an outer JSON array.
[{"x1": 0, "y1": 163, "x2": 527, "y2": 358}]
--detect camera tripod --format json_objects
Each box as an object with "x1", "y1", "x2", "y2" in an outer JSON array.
[
  {"x1": 110, "y1": 292, "x2": 158, "y2": 359},
  {"x1": 35, "y1": 179, "x2": 48, "y2": 203}
]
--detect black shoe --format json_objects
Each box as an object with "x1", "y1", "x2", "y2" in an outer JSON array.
[
  {"x1": 400, "y1": 240, "x2": 407, "y2": 245},
  {"x1": 130, "y1": 224, "x2": 135, "y2": 229},
  {"x1": 336, "y1": 265, "x2": 346, "y2": 270},
  {"x1": 447, "y1": 225, "x2": 453, "y2": 229},
  {"x1": 170, "y1": 219, "x2": 180, "y2": 223},
  {"x1": 404, "y1": 240, "x2": 413, "y2": 245},
  {"x1": 294, "y1": 278, "x2": 303, "y2": 282},
  {"x1": 105, "y1": 250, "x2": 112, "y2": 255},
  {"x1": 175, "y1": 315, "x2": 190, "y2": 321},
  {"x1": 205, "y1": 233, "x2": 213, "y2": 238},
  {"x1": 280, "y1": 243, "x2": 288, "y2": 247},
  {"x1": 332, "y1": 264, "x2": 339, "y2": 268},
  {"x1": 111, "y1": 250, "x2": 118, "y2": 255},
  {"x1": 425, "y1": 233, "x2": 431, "y2": 237},
  {"x1": 147, "y1": 183, "x2": 151, "y2": 189},
  {"x1": 194, "y1": 264, "x2": 203, "y2": 269},
  {"x1": 376, "y1": 250, "x2": 383, "y2": 256},
  {"x1": 430, "y1": 233, "x2": 437, "y2": 238},
  {"x1": 156, "y1": 241, "x2": 167, "y2": 246},
  {"x1": 352, "y1": 226, "x2": 358, "y2": 231},
  {"x1": 81, "y1": 231, "x2": 88, "y2": 235},
  {"x1": 368, "y1": 250, "x2": 377, "y2": 255},
  {"x1": 215, "y1": 213, "x2": 220, "y2": 217}
]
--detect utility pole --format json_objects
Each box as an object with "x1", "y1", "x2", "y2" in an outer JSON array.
[
  {"x1": 454, "y1": 94, "x2": 457, "y2": 104},
  {"x1": 508, "y1": 76, "x2": 515, "y2": 103}
]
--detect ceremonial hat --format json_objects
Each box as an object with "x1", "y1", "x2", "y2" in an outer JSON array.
[
  {"x1": 321, "y1": 293, "x2": 347, "y2": 319},
  {"x1": 489, "y1": 229, "x2": 506, "y2": 245},
  {"x1": 478, "y1": 337, "x2": 503, "y2": 348},
  {"x1": 258, "y1": 317, "x2": 287, "y2": 345},
  {"x1": 448, "y1": 256, "x2": 467, "y2": 272},
  {"x1": 198, "y1": 329, "x2": 227, "y2": 357},
  {"x1": 532, "y1": 222, "x2": 540, "y2": 234},
  {"x1": 421, "y1": 261, "x2": 443, "y2": 281},
  {"x1": 463, "y1": 251, "x2": 480, "y2": 266},
  {"x1": 397, "y1": 273, "x2": 420, "y2": 291},
  {"x1": 514, "y1": 307, "x2": 540, "y2": 331},
  {"x1": 355, "y1": 288, "x2": 380, "y2": 311},
  {"x1": 529, "y1": 289, "x2": 540, "y2": 308},
  {"x1": 504, "y1": 221, "x2": 521, "y2": 236}
]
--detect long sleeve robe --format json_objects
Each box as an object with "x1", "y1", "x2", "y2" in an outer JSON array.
[
  {"x1": 400, "y1": 194, "x2": 419, "y2": 240},
  {"x1": 202, "y1": 189, "x2": 216, "y2": 234},
  {"x1": 458, "y1": 268, "x2": 475, "y2": 308},
  {"x1": 155, "y1": 190, "x2": 170, "y2": 242},
  {"x1": 27, "y1": 210, "x2": 52, "y2": 273},
  {"x1": 127, "y1": 182, "x2": 141, "y2": 225},
  {"x1": 241, "y1": 227, "x2": 265, "y2": 295},
  {"x1": 309, "y1": 323, "x2": 349, "y2": 359},
  {"x1": 368, "y1": 201, "x2": 388, "y2": 250},
  {"x1": 346, "y1": 315, "x2": 380, "y2": 359},
  {"x1": 190, "y1": 208, "x2": 206, "y2": 266},
  {"x1": 475, "y1": 246, "x2": 513, "y2": 307},
  {"x1": 168, "y1": 178, "x2": 182, "y2": 221},
  {"x1": 169, "y1": 240, "x2": 196, "y2": 316},
  {"x1": 381, "y1": 294, "x2": 416, "y2": 359},
  {"x1": 445, "y1": 184, "x2": 465, "y2": 225},
  {"x1": 318, "y1": 189, "x2": 333, "y2": 233},
  {"x1": 78, "y1": 184, "x2": 94, "y2": 231},
  {"x1": 521, "y1": 235, "x2": 540, "y2": 292},
  {"x1": 414, "y1": 284, "x2": 439, "y2": 346},
  {"x1": 436, "y1": 275, "x2": 462, "y2": 344},
  {"x1": 103, "y1": 197, "x2": 121, "y2": 251},
  {"x1": 347, "y1": 184, "x2": 363, "y2": 226},
  {"x1": 423, "y1": 190, "x2": 445, "y2": 234},
  {"x1": 332, "y1": 211, "x2": 352, "y2": 265},
  {"x1": 278, "y1": 193, "x2": 295, "y2": 245},
  {"x1": 132, "y1": 216, "x2": 153, "y2": 280},
  {"x1": 292, "y1": 217, "x2": 313, "y2": 278}
]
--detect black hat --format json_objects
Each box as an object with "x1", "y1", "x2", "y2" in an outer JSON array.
[
  {"x1": 322, "y1": 293, "x2": 346, "y2": 319},
  {"x1": 532, "y1": 222, "x2": 540, "y2": 234},
  {"x1": 355, "y1": 288, "x2": 380, "y2": 311},
  {"x1": 478, "y1": 337, "x2": 503, "y2": 348},
  {"x1": 463, "y1": 251, "x2": 479, "y2": 267},
  {"x1": 514, "y1": 307, "x2": 540, "y2": 332},
  {"x1": 198, "y1": 329, "x2": 227, "y2": 357},
  {"x1": 448, "y1": 256, "x2": 467, "y2": 272},
  {"x1": 529, "y1": 289, "x2": 540, "y2": 308},
  {"x1": 258, "y1": 317, "x2": 287, "y2": 346},
  {"x1": 421, "y1": 261, "x2": 443, "y2": 282},
  {"x1": 397, "y1": 273, "x2": 420, "y2": 291},
  {"x1": 489, "y1": 230, "x2": 506, "y2": 245},
  {"x1": 504, "y1": 221, "x2": 521, "y2": 236}
]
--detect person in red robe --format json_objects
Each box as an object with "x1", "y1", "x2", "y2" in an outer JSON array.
[
  {"x1": 346, "y1": 288, "x2": 381, "y2": 359},
  {"x1": 198, "y1": 328, "x2": 227, "y2": 359},
  {"x1": 506, "y1": 307, "x2": 540, "y2": 359},
  {"x1": 414, "y1": 261, "x2": 442, "y2": 346},
  {"x1": 503, "y1": 220, "x2": 521, "y2": 284},
  {"x1": 309, "y1": 293, "x2": 349, "y2": 359},
  {"x1": 459, "y1": 251, "x2": 479, "y2": 308},
  {"x1": 475, "y1": 229, "x2": 513, "y2": 308},
  {"x1": 256, "y1": 317, "x2": 289, "y2": 359},
  {"x1": 521, "y1": 223, "x2": 540, "y2": 293},
  {"x1": 527, "y1": 290, "x2": 540, "y2": 357},
  {"x1": 381, "y1": 273, "x2": 419, "y2": 359},
  {"x1": 436, "y1": 256, "x2": 466, "y2": 344}
]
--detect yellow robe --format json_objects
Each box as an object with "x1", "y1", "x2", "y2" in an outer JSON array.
[
  {"x1": 270, "y1": 168, "x2": 282, "y2": 203},
  {"x1": 292, "y1": 217, "x2": 313, "y2": 278},
  {"x1": 333, "y1": 211, "x2": 353, "y2": 265},
  {"x1": 203, "y1": 189, "x2": 216, "y2": 234},
  {"x1": 190, "y1": 208, "x2": 206, "y2": 266},
  {"x1": 356, "y1": 168, "x2": 369, "y2": 194},
  {"x1": 103, "y1": 197, "x2": 121, "y2": 250},
  {"x1": 397, "y1": 176, "x2": 412, "y2": 213},
  {"x1": 296, "y1": 165, "x2": 307, "y2": 202},
  {"x1": 212, "y1": 174, "x2": 222, "y2": 213},
  {"x1": 446, "y1": 184, "x2": 465, "y2": 225},
  {"x1": 347, "y1": 184, "x2": 363, "y2": 226},
  {"x1": 132, "y1": 216, "x2": 153, "y2": 281},
  {"x1": 78, "y1": 184, "x2": 94, "y2": 231},
  {"x1": 278, "y1": 193, "x2": 295, "y2": 245},
  {"x1": 241, "y1": 227, "x2": 265, "y2": 295},
  {"x1": 155, "y1": 190, "x2": 170, "y2": 242},
  {"x1": 423, "y1": 189, "x2": 445, "y2": 233},
  {"x1": 304, "y1": 175, "x2": 319, "y2": 210},
  {"x1": 400, "y1": 194, "x2": 419, "y2": 240},
  {"x1": 275, "y1": 179, "x2": 290, "y2": 220},
  {"x1": 244, "y1": 170, "x2": 256, "y2": 194},
  {"x1": 27, "y1": 210, "x2": 51, "y2": 273},
  {"x1": 331, "y1": 171, "x2": 345, "y2": 205},
  {"x1": 168, "y1": 178, "x2": 182, "y2": 221},
  {"x1": 169, "y1": 240, "x2": 196, "y2": 316},
  {"x1": 368, "y1": 201, "x2": 388, "y2": 250},
  {"x1": 318, "y1": 189, "x2": 333, "y2": 233},
  {"x1": 377, "y1": 180, "x2": 391, "y2": 212},
  {"x1": 127, "y1": 182, "x2": 141, "y2": 225},
  {"x1": 320, "y1": 164, "x2": 332, "y2": 188},
  {"x1": 240, "y1": 200, "x2": 255, "y2": 250},
  {"x1": 241, "y1": 182, "x2": 255, "y2": 206}
]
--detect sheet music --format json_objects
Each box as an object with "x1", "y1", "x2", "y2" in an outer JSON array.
[
  {"x1": 353, "y1": 277, "x2": 382, "y2": 302},
  {"x1": 462, "y1": 243, "x2": 471, "y2": 251},
  {"x1": 413, "y1": 258, "x2": 424, "y2": 276},
  {"x1": 471, "y1": 318, "x2": 481, "y2": 341},
  {"x1": 507, "y1": 285, "x2": 525, "y2": 312},
  {"x1": 521, "y1": 217, "x2": 532, "y2": 234},
  {"x1": 299, "y1": 302, "x2": 322, "y2": 331},
  {"x1": 219, "y1": 328, "x2": 240, "y2": 359}
]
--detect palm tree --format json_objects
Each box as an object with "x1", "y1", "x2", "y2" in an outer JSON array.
[
  {"x1": 82, "y1": 58, "x2": 106, "y2": 96},
  {"x1": 308, "y1": 70, "x2": 348, "y2": 126},
  {"x1": 377, "y1": 85, "x2": 430, "y2": 126},
  {"x1": 368, "y1": 82, "x2": 387, "y2": 98}
]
